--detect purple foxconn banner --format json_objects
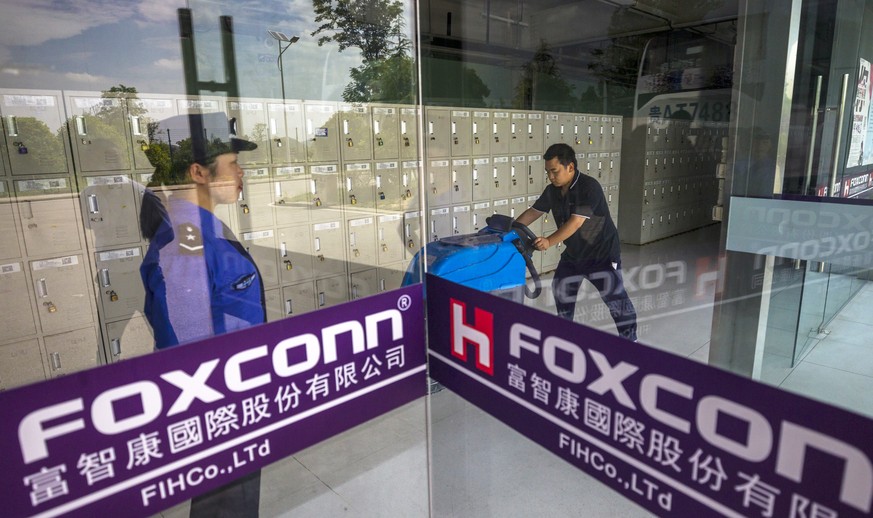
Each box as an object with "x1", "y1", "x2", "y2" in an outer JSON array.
[
  {"x1": 1, "y1": 286, "x2": 425, "y2": 518},
  {"x1": 427, "y1": 274, "x2": 873, "y2": 517}
]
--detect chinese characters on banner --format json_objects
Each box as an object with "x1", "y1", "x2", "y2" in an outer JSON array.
[
  {"x1": 427, "y1": 274, "x2": 873, "y2": 517},
  {"x1": 0, "y1": 287, "x2": 425, "y2": 517}
]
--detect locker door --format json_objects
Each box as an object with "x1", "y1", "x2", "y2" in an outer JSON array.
[
  {"x1": 376, "y1": 214, "x2": 404, "y2": 266},
  {"x1": 312, "y1": 220, "x2": 346, "y2": 278},
  {"x1": 472, "y1": 201, "x2": 492, "y2": 232},
  {"x1": 105, "y1": 316, "x2": 154, "y2": 362},
  {"x1": 339, "y1": 104, "x2": 373, "y2": 162},
  {"x1": 543, "y1": 113, "x2": 562, "y2": 150},
  {"x1": 527, "y1": 155, "x2": 544, "y2": 194},
  {"x1": 277, "y1": 225, "x2": 314, "y2": 284},
  {"x1": 344, "y1": 162, "x2": 376, "y2": 211},
  {"x1": 472, "y1": 157, "x2": 491, "y2": 202},
  {"x1": 94, "y1": 247, "x2": 144, "y2": 322},
  {"x1": 0, "y1": 180, "x2": 22, "y2": 260},
  {"x1": 374, "y1": 161, "x2": 401, "y2": 213},
  {"x1": 128, "y1": 96, "x2": 177, "y2": 171},
  {"x1": 557, "y1": 113, "x2": 575, "y2": 146},
  {"x1": 452, "y1": 205, "x2": 472, "y2": 235},
  {"x1": 492, "y1": 198, "x2": 510, "y2": 219},
  {"x1": 425, "y1": 108, "x2": 451, "y2": 158},
  {"x1": 0, "y1": 339, "x2": 45, "y2": 390},
  {"x1": 241, "y1": 229, "x2": 279, "y2": 289},
  {"x1": 492, "y1": 157, "x2": 511, "y2": 199},
  {"x1": 492, "y1": 111, "x2": 511, "y2": 155},
  {"x1": 264, "y1": 288, "x2": 284, "y2": 323},
  {"x1": 509, "y1": 156, "x2": 527, "y2": 198},
  {"x1": 378, "y1": 264, "x2": 406, "y2": 292},
  {"x1": 282, "y1": 281, "x2": 316, "y2": 318},
  {"x1": 509, "y1": 196, "x2": 527, "y2": 220},
  {"x1": 309, "y1": 164, "x2": 342, "y2": 222},
  {"x1": 16, "y1": 178, "x2": 82, "y2": 257},
  {"x1": 304, "y1": 102, "x2": 339, "y2": 163},
  {"x1": 372, "y1": 106, "x2": 400, "y2": 160},
  {"x1": 228, "y1": 99, "x2": 270, "y2": 166},
  {"x1": 44, "y1": 327, "x2": 100, "y2": 377},
  {"x1": 0, "y1": 261, "x2": 37, "y2": 342},
  {"x1": 572, "y1": 115, "x2": 587, "y2": 148},
  {"x1": 237, "y1": 168, "x2": 274, "y2": 232},
  {"x1": 82, "y1": 175, "x2": 140, "y2": 249},
  {"x1": 509, "y1": 112, "x2": 527, "y2": 154},
  {"x1": 450, "y1": 109, "x2": 472, "y2": 157},
  {"x1": 471, "y1": 110, "x2": 491, "y2": 156},
  {"x1": 608, "y1": 152, "x2": 621, "y2": 185},
  {"x1": 177, "y1": 97, "x2": 224, "y2": 121},
  {"x1": 400, "y1": 161, "x2": 421, "y2": 212},
  {"x1": 608, "y1": 116, "x2": 623, "y2": 151},
  {"x1": 403, "y1": 210, "x2": 423, "y2": 259},
  {"x1": 66, "y1": 94, "x2": 132, "y2": 174},
  {"x1": 31, "y1": 255, "x2": 94, "y2": 335},
  {"x1": 526, "y1": 112, "x2": 544, "y2": 154},
  {"x1": 316, "y1": 274, "x2": 350, "y2": 308},
  {"x1": 399, "y1": 106, "x2": 420, "y2": 161},
  {"x1": 350, "y1": 268, "x2": 379, "y2": 300},
  {"x1": 273, "y1": 165, "x2": 310, "y2": 227},
  {"x1": 430, "y1": 207, "x2": 451, "y2": 241},
  {"x1": 451, "y1": 159, "x2": 473, "y2": 205},
  {"x1": 427, "y1": 159, "x2": 453, "y2": 207},
  {"x1": 2, "y1": 91, "x2": 70, "y2": 175},
  {"x1": 267, "y1": 102, "x2": 306, "y2": 164},
  {"x1": 0, "y1": 130, "x2": 8, "y2": 176},
  {"x1": 347, "y1": 216, "x2": 377, "y2": 273}
]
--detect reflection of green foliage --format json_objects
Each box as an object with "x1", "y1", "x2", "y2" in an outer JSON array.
[
  {"x1": 426, "y1": 60, "x2": 491, "y2": 106},
  {"x1": 144, "y1": 137, "x2": 236, "y2": 186},
  {"x1": 15, "y1": 118, "x2": 67, "y2": 172},
  {"x1": 250, "y1": 123, "x2": 268, "y2": 143},
  {"x1": 77, "y1": 114, "x2": 129, "y2": 161},
  {"x1": 312, "y1": 0, "x2": 416, "y2": 103},
  {"x1": 513, "y1": 41, "x2": 578, "y2": 110},
  {"x1": 343, "y1": 54, "x2": 415, "y2": 103}
]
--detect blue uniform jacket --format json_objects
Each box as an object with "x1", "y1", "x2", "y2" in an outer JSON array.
[{"x1": 141, "y1": 197, "x2": 265, "y2": 349}]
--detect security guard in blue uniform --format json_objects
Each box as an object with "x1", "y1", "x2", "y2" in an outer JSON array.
[
  {"x1": 140, "y1": 112, "x2": 263, "y2": 516},
  {"x1": 516, "y1": 143, "x2": 638, "y2": 341}
]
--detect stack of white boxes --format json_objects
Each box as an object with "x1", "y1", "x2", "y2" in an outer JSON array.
[{"x1": 0, "y1": 88, "x2": 622, "y2": 389}]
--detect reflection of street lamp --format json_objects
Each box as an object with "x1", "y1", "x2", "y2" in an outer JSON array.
[{"x1": 267, "y1": 30, "x2": 299, "y2": 102}]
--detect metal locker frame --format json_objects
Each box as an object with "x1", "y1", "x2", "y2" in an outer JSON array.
[
  {"x1": 105, "y1": 315, "x2": 154, "y2": 362},
  {"x1": 241, "y1": 229, "x2": 280, "y2": 289},
  {"x1": 94, "y1": 247, "x2": 145, "y2": 323},
  {"x1": 267, "y1": 101, "x2": 307, "y2": 164},
  {"x1": 237, "y1": 167, "x2": 275, "y2": 232},
  {"x1": 30, "y1": 255, "x2": 95, "y2": 336},
  {"x1": 273, "y1": 165, "x2": 310, "y2": 227},
  {"x1": 304, "y1": 102, "x2": 340, "y2": 163},
  {"x1": 371, "y1": 105, "x2": 400, "y2": 161},
  {"x1": 347, "y1": 216, "x2": 377, "y2": 273},
  {"x1": 15, "y1": 177, "x2": 83, "y2": 257},
  {"x1": 0, "y1": 261, "x2": 38, "y2": 343},
  {"x1": 81, "y1": 175, "x2": 140, "y2": 249},
  {"x1": 339, "y1": 103, "x2": 373, "y2": 162},
  {"x1": 277, "y1": 224, "x2": 314, "y2": 285},
  {"x1": 0, "y1": 338, "x2": 45, "y2": 390},
  {"x1": 127, "y1": 94, "x2": 178, "y2": 171},
  {"x1": 1, "y1": 89, "x2": 71, "y2": 176},
  {"x1": 228, "y1": 98, "x2": 271, "y2": 166}
]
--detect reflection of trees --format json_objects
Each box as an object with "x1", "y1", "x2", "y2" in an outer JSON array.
[
  {"x1": 513, "y1": 41, "x2": 578, "y2": 111},
  {"x1": 311, "y1": 0, "x2": 415, "y2": 103},
  {"x1": 17, "y1": 118, "x2": 67, "y2": 172}
]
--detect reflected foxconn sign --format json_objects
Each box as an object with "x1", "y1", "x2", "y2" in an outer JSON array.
[
  {"x1": 0, "y1": 287, "x2": 425, "y2": 518},
  {"x1": 428, "y1": 274, "x2": 873, "y2": 517}
]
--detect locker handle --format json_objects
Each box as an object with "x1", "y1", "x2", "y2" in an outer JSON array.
[
  {"x1": 275, "y1": 183, "x2": 283, "y2": 199},
  {"x1": 401, "y1": 120, "x2": 407, "y2": 134},
  {"x1": 376, "y1": 175, "x2": 382, "y2": 189},
  {"x1": 310, "y1": 179, "x2": 317, "y2": 194},
  {"x1": 346, "y1": 178, "x2": 352, "y2": 192},
  {"x1": 37, "y1": 278, "x2": 48, "y2": 298},
  {"x1": 110, "y1": 338, "x2": 121, "y2": 357},
  {"x1": 350, "y1": 231, "x2": 356, "y2": 247},
  {"x1": 452, "y1": 170, "x2": 457, "y2": 183},
  {"x1": 280, "y1": 242, "x2": 287, "y2": 257},
  {"x1": 430, "y1": 220, "x2": 435, "y2": 234},
  {"x1": 285, "y1": 299, "x2": 293, "y2": 315},
  {"x1": 374, "y1": 120, "x2": 381, "y2": 134},
  {"x1": 546, "y1": 124, "x2": 550, "y2": 135},
  {"x1": 428, "y1": 121, "x2": 434, "y2": 135},
  {"x1": 306, "y1": 119, "x2": 313, "y2": 136},
  {"x1": 472, "y1": 121, "x2": 478, "y2": 134},
  {"x1": 100, "y1": 269, "x2": 111, "y2": 288},
  {"x1": 6, "y1": 115, "x2": 18, "y2": 136},
  {"x1": 88, "y1": 194, "x2": 100, "y2": 214},
  {"x1": 270, "y1": 118, "x2": 277, "y2": 135},
  {"x1": 379, "y1": 279, "x2": 386, "y2": 291},
  {"x1": 318, "y1": 292, "x2": 325, "y2": 307},
  {"x1": 352, "y1": 285, "x2": 359, "y2": 299},
  {"x1": 402, "y1": 172, "x2": 409, "y2": 187},
  {"x1": 51, "y1": 352, "x2": 61, "y2": 371},
  {"x1": 22, "y1": 201, "x2": 33, "y2": 220},
  {"x1": 473, "y1": 213, "x2": 478, "y2": 226},
  {"x1": 451, "y1": 121, "x2": 457, "y2": 134},
  {"x1": 343, "y1": 119, "x2": 349, "y2": 135},
  {"x1": 314, "y1": 237, "x2": 321, "y2": 251},
  {"x1": 492, "y1": 122, "x2": 497, "y2": 134},
  {"x1": 130, "y1": 115, "x2": 142, "y2": 136},
  {"x1": 75, "y1": 115, "x2": 87, "y2": 136}
]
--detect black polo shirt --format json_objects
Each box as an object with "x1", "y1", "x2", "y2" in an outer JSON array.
[{"x1": 531, "y1": 171, "x2": 621, "y2": 263}]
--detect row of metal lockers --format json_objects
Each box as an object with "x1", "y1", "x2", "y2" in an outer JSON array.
[{"x1": 0, "y1": 89, "x2": 622, "y2": 177}]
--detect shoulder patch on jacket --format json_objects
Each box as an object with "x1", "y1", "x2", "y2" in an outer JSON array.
[
  {"x1": 177, "y1": 223, "x2": 204, "y2": 255},
  {"x1": 232, "y1": 272, "x2": 257, "y2": 290}
]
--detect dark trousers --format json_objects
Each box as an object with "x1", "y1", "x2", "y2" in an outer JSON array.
[
  {"x1": 190, "y1": 470, "x2": 260, "y2": 518},
  {"x1": 552, "y1": 259, "x2": 638, "y2": 341}
]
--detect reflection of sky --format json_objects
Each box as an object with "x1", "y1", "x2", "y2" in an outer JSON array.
[{"x1": 0, "y1": 0, "x2": 415, "y2": 101}]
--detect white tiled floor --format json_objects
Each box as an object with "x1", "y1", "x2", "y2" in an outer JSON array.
[{"x1": 157, "y1": 223, "x2": 871, "y2": 517}]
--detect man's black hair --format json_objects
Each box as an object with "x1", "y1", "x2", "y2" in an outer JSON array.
[{"x1": 543, "y1": 143, "x2": 578, "y2": 172}]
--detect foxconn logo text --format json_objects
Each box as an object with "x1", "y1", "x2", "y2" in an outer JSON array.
[{"x1": 450, "y1": 298, "x2": 494, "y2": 376}]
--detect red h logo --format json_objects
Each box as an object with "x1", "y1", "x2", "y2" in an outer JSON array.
[{"x1": 450, "y1": 298, "x2": 494, "y2": 376}]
